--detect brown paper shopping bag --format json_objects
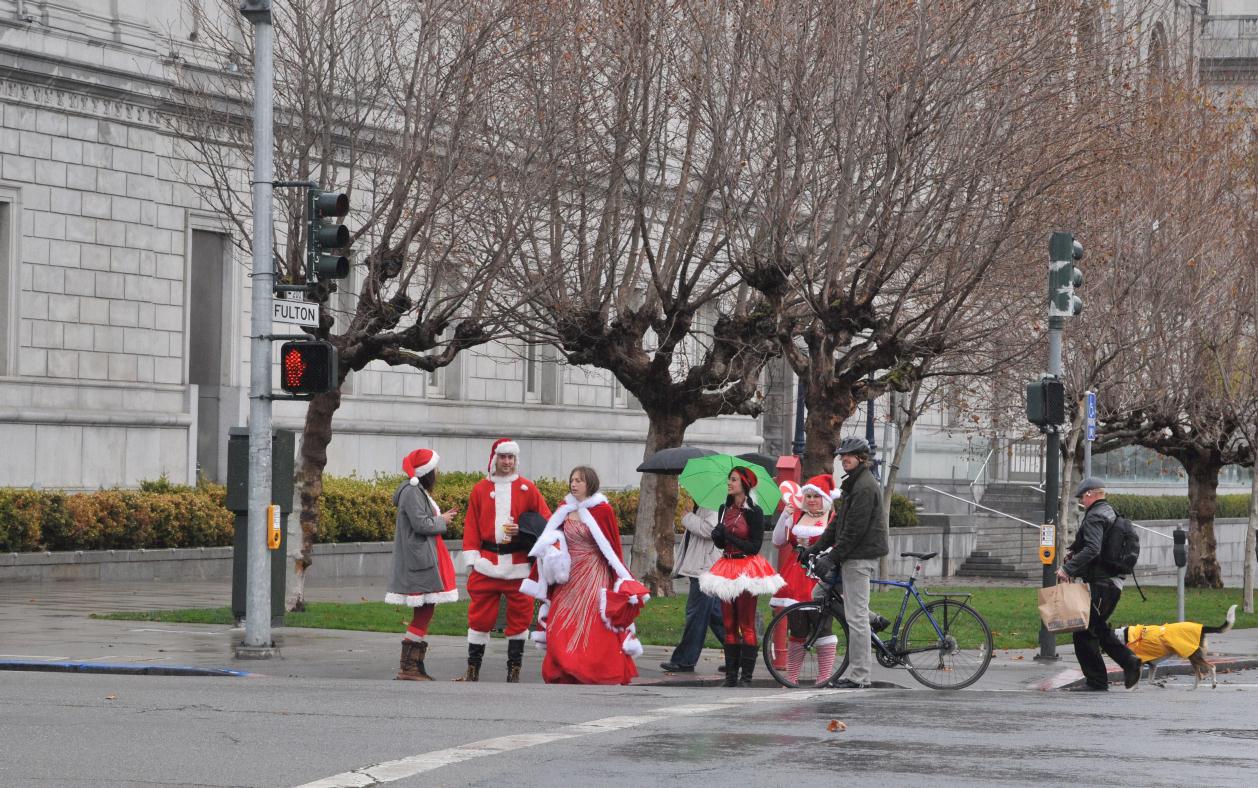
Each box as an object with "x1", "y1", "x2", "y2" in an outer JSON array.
[{"x1": 1037, "y1": 582, "x2": 1091, "y2": 634}]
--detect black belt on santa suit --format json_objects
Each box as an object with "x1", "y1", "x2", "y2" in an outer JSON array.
[
  {"x1": 479, "y1": 542, "x2": 527, "y2": 556},
  {"x1": 723, "y1": 552, "x2": 749, "y2": 559}
]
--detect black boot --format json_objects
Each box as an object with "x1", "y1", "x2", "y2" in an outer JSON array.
[
  {"x1": 456, "y1": 642, "x2": 485, "y2": 682},
  {"x1": 507, "y1": 639, "x2": 525, "y2": 683},
  {"x1": 722, "y1": 645, "x2": 739, "y2": 687},
  {"x1": 738, "y1": 644, "x2": 757, "y2": 687}
]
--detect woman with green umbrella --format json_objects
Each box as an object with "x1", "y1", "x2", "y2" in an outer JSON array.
[{"x1": 698, "y1": 466, "x2": 785, "y2": 687}]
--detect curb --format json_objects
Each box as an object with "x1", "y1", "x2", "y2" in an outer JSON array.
[
  {"x1": 634, "y1": 674, "x2": 907, "y2": 689},
  {"x1": 0, "y1": 660, "x2": 252, "y2": 678},
  {"x1": 1052, "y1": 657, "x2": 1258, "y2": 691}
]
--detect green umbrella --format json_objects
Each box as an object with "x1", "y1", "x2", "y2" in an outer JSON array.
[{"x1": 679, "y1": 454, "x2": 782, "y2": 512}]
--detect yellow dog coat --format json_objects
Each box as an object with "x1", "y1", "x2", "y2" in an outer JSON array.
[{"x1": 1126, "y1": 622, "x2": 1204, "y2": 662}]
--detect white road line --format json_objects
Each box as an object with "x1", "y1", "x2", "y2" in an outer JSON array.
[{"x1": 294, "y1": 689, "x2": 836, "y2": 788}]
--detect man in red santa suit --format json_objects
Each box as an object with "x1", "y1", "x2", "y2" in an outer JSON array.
[{"x1": 459, "y1": 438, "x2": 552, "y2": 682}]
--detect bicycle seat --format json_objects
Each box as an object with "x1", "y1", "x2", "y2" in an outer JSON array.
[{"x1": 900, "y1": 551, "x2": 938, "y2": 560}]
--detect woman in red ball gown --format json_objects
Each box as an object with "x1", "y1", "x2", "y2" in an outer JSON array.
[
  {"x1": 771, "y1": 474, "x2": 839, "y2": 684},
  {"x1": 699, "y1": 467, "x2": 785, "y2": 687},
  {"x1": 520, "y1": 466, "x2": 647, "y2": 685}
]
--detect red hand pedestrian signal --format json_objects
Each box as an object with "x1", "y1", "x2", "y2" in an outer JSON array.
[{"x1": 278, "y1": 340, "x2": 337, "y2": 395}]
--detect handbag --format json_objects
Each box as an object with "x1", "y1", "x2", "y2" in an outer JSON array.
[{"x1": 1037, "y1": 581, "x2": 1091, "y2": 634}]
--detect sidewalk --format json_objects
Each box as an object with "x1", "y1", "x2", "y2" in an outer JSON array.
[{"x1": 2, "y1": 577, "x2": 1255, "y2": 690}]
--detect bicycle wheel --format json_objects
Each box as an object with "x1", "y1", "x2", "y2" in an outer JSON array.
[
  {"x1": 900, "y1": 599, "x2": 993, "y2": 690},
  {"x1": 762, "y1": 602, "x2": 848, "y2": 688}
]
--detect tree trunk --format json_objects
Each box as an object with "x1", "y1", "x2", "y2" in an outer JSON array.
[
  {"x1": 1245, "y1": 469, "x2": 1256, "y2": 613},
  {"x1": 880, "y1": 389, "x2": 918, "y2": 585},
  {"x1": 1058, "y1": 404, "x2": 1086, "y2": 540},
  {"x1": 291, "y1": 387, "x2": 344, "y2": 611},
  {"x1": 1184, "y1": 459, "x2": 1224, "y2": 589},
  {"x1": 801, "y1": 384, "x2": 856, "y2": 478},
  {"x1": 632, "y1": 413, "x2": 687, "y2": 596}
]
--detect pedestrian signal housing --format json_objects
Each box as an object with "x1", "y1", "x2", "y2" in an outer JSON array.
[{"x1": 279, "y1": 340, "x2": 337, "y2": 395}]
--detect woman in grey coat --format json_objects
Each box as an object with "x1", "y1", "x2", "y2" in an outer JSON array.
[{"x1": 386, "y1": 448, "x2": 460, "y2": 681}]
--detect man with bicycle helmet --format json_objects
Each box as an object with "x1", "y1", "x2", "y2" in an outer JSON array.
[{"x1": 806, "y1": 436, "x2": 887, "y2": 689}]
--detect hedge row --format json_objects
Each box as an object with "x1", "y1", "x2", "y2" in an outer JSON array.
[
  {"x1": 1109, "y1": 494, "x2": 1251, "y2": 522},
  {"x1": 1, "y1": 474, "x2": 947, "y2": 553},
  {"x1": 0, "y1": 483, "x2": 234, "y2": 553},
  {"x1": 314, "y1": 472, "x2": 652, "y2": 543}
]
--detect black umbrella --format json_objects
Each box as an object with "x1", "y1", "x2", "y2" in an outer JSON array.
[
  {"x1": 636, "y1": 445, "x2": 718, "y2": 474},
  {"x1": 736, "y1": 452, "x2": 779, "y2": 475}
]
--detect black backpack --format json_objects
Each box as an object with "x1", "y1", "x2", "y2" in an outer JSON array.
[{"x1": 1100, "y1": 514, "x2": 1140, "y2": 576}]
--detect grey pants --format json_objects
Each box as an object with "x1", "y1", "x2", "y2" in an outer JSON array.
[{"x1": 840, "y1": 558, "x2": 879, "y2": 684}]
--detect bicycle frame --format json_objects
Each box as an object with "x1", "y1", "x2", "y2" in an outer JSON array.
[{"x1": 815, "y1": 560, "x2": 967, "y2": 662}]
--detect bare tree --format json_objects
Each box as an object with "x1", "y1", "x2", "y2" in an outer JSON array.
[
  {"x1": 732, "y1": 0, "x2": 1136, "y2": 478},
  {"x1": 1085, "y1": 80, "x2": 1254, "y2": 587},
  {"x1": 172, "y1": 0, "x2": 550, "y2": 606}
]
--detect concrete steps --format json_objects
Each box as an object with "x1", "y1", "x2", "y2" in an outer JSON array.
[{"x1": 954, "y1": 484, "x2": 1047, "y2": 580}]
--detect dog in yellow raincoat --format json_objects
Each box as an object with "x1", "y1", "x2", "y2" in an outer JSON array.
[{"x1": 1114, "y1": 605, "x2": 1237, "y2": 689}]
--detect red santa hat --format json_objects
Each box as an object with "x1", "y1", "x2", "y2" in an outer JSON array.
[
  {"x1": 402, "y1": 448, "x2": 439, "y2": 486},
  {"x1": 799, "y1": 474, "x2": 837, "y2": 506},
  {"x1": 487, "y1": 437, "x2": 521, "y2": 472}
]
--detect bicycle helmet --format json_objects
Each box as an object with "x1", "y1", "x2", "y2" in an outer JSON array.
[{"x1": 835, "y1": 436, "x2": 870, "y2": 457}]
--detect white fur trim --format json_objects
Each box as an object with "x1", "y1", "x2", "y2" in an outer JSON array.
[
  {"x1": 492, "y1": 479, "x2": 512, "y2": 543},
  {"x1": 799, "y1": 483, "x2": 833, "y2": 504},
  {"x1": 792, "y1": 523, "x2": 827, "y2": 539},
  {"x1": 472, "y1": 556, "x2": 531, "y2": 580},
  {"x1": 410, "y1": 453, "x2": 439, "y2": 479},
  {"x1": 494, "y1": 441, "x2": 520, "y2": 457},
  {"x1": 815, "y1": 635, "x2": 838, "y2": 646},
  {"x1": 769, "y1": 596, "x2": 803, "y2": 608},
  {"x1": 622, "y1": 634, "x2": 644, "y2": 657},
  {"x1": 384, "y1": 589, "x2": 459, "y2": 606},
  {"x1": 462, "y1": 550, "x2": 481, "y2": 571},
  {"x1": 506, "y1": 630, "x2": 529, "y2": 641},
  {"x1": 525, "y1": 493, "x2": 634, "y2": 601},
  {"x1": 698, "y1": 571, "x2": 786, "y2": 601},
  {"x1": 467, "y1": 629, "x2": 491, "y2": 645},
  {"x1": 519, "y1": 577, "x2": 547, "y2": 600},
  {"x1": 830, "y1": 488, "x2": 842, "y2": 500},
  {"x1": 539, "y1": 539, "x2": 571, "y2": 585}
]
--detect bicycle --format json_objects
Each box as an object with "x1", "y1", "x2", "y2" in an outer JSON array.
[{"x1": 762, "y1": 550, "x2": 993, "y2": 690}]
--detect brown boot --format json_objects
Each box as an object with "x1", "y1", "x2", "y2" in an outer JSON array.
[
  {"x1": 506, "y1": 639, "x2": 524, "y2": 683},
  {"x1": 395, "y1": 640, "x2": 431, "y2": 681},
  {"x1": 454, "y1": 643, "x2": 484, "y2": 682}
]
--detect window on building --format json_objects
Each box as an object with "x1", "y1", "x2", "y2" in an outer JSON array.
[
  {"x1": 524, "y1": 340, "x2": 540, "y2": 402},
  {"x1": 0, "y1": 191, "x2": 15, "y2": 376},
  {"x1": 1149, "y1": 22, "x2": 1169, "y2": 81}
]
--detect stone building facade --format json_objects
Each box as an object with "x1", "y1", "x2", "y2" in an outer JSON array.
[
  {"x1": 5, "y1": 0, "x2": 1237, "y2": 496},
  {"x1": 0, "y1": 0, "x2": 769, "y2": 491}
]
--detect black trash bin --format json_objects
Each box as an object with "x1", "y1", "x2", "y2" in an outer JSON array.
[{"x1": 227, "y1": 428, "x2": 295, "y2": 627}]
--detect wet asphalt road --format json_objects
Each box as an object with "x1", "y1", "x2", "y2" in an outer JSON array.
[{"x1": 3, "y1": 670, "x2": 1256, "y2": 787}]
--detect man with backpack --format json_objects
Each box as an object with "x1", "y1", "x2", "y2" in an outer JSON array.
[{"x1": 1056, "y1": 477, "x2": 1142, "y2": 691}]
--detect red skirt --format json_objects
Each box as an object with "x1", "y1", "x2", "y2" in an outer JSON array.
[
  {"x1": 384, "y1": 536, "x2": 459, "y2": 606},
  {"x1": 699, "y1": 554, "x2": 785, "y2": 601},
  {"x1": 770, "y1": 555, "x2": 817, "y2": 608}
]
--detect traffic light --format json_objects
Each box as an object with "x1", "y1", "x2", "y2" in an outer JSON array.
[
  {"x1": 1048, "y1": 231, "x2": 1084, "y2": 317},
  {"x1": 307, "y1": 187, "x2": 350, "y2": 283},
  {"x1": 279, "y1": 340, "x2": 338, "y2": 395},
  {"x1": 1026, "y1": 377, "x2": 1065, "y2": 426}
]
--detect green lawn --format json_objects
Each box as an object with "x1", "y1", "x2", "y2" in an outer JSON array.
[{"x1": 93, "y1": 585, "x2": 1256, "y2": 651}]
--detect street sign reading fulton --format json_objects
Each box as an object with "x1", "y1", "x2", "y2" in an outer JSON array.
[{"x1": 272, "y1": 297, "x2": 319, "y2": 326}]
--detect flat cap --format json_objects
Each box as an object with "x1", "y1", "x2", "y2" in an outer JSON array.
[{"x1": 1074, "y1": 477, "x2": 1105, "y2": 498}]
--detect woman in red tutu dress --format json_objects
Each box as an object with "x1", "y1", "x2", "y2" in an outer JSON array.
[
  {"x1": 699, "y1": 467, "x2": 785, "y2": 687},
  {"x1": 771, "y1": 474, "x2": 839, "y2": 684},
  {"x1": 385, "y1": 448, "x2": 460, "y2": 680},
  {"x1": 520, "y1": 466, "x2": 647, "y2": 685}
]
